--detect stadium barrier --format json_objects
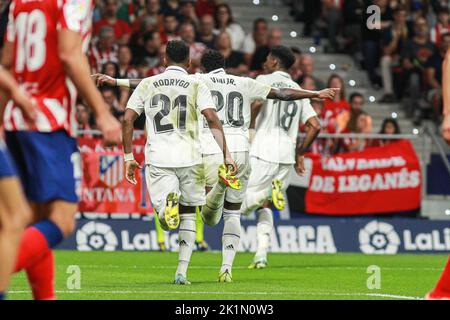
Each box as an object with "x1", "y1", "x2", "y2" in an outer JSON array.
[{"x1": 76, "y1": 130, "x2": 425, "y2": 216}]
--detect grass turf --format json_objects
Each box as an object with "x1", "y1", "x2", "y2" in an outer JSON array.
[{"x1": 7, "y1": 250, "x2": 448, "y2": 300}]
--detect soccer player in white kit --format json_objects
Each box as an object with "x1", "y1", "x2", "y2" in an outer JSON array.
[
  {"x1": 197, "y1": 49, "x2": 337, "y2": 282},
  {"x1": 121, "y1": 40, "x2": 236, "y2": 285},
  {"x1": 94, "y1": 46, "x2": 337, "y2": 282},
  {"x1": 243, "y1": 46, "x2": 323, "y2": 269}
]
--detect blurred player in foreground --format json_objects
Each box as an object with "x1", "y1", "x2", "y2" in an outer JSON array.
[
  {"x1": 121, "y1": 40, "x2": 235, "y2": 285},
  {"x1": 2, "y1": 0, "x2": 121, "y2": 300},
  {"x1": 243, "y1": 47, "x2": 323, "y2": 269},
  {"x1": 426, "y1": 48, "x2": 450, "y2": 300},
  {"x1": 0, "y1": 67, "x2": 35, "y2": 300}
]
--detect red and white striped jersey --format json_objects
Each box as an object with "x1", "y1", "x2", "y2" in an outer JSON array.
[{"x1": 3, "y1": 0, "x2": 93, "y2": 137}]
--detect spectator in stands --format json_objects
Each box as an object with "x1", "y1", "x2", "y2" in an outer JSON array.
[
  {"x1": 321, "y1": 74, "x2": 350, "y2": 134},
  {"x1": 430, "y1": 8, "x2": 450, "y2": 47},
  {"x1": 147, "y1": 44, "x2": 167, "y2": 76},
  {"x1": 196, "y1": 0, "x2": 218, "y2": 17},
  {"x1": 375, "y1": 118, "x2": 402, "y2": 146},
  {"x1": 342, "y1": 0, "x2": 364, "y2": 57},
  {"x1": 297, "y1": 54, "x2": 326, "y2": 90},
  {"x1": 302, "y1": 0, "x2": 322, "y2": 37},
  {"x1": 94, "y1": 0, "x2": 132, "y2": 45},
  {"x1": 346, "y1": 92, "x2": 373, "y2": 134},
  {"x1": 137, "y1": 31, "x2": 162, "y2": 68},
  {"x1": 89, "y1": 26, "x2": 119, "y2": 73},
  {"x1": 160, "y1": 13, "x2": 180, "y2": 44},
  {"x1": 242, "y1": 18, "x2": 269, "y2": 65},
  {"x1": 197, "y1": 14, "x2": 217, "y2": 49},
  {"x1": 250, "y1": 28, "x2": 282, "y2": 72},
  {"x1": 361, "y1": 0, "x2": 393, "y2": 89},
  {"x1": 380, "y1": 6, "x2": 409, "y2": 103},
  {"x1": 290, "y1": 47, "x2": 303, "y2": 81},
  {"x1": 161, "y1": 0, "x2": 181, "y2": 17},
  {"x1": 216, "y1": 32, "x2": 247, "y2": 76},
  {"x1": 179, "y1": 0, "x2": 200, "y2": 28},
  {"x1": 342, "y1": 111, "x2": 373, "y2": 152},
  {"x1": 131, "y1": 0, "x2": 164, "y2": 33},
  {"x1": 179, "y1": 21, "x2": 206, "y2": 70},
  {"x1": 117, "y1": 0, "x2": 144, "y2": 24},
  {"x1": 76, "y1": 103, "x2": 93, "y2": 131},
  {"x1": 300, "y1": 75, "x2": 323, "y2": 116},
  {"x1": 101, "y1": 87, "x2": 124, "y2": 121},
  {"x1": 401, "y1": 17, "x2": 435, "y2": 118},
  {"x1": 118, "y1": 45, "x2": 139, "y2": 79},
  {"x1": 214, "y1": 3, "x2": 245, "y2": 51},
  {"x1": 322, "y1": 0, "x2": 343, "y2": 53},
  {"x1": 425, "y1": 32, "x2": 450, "y2": 122}
]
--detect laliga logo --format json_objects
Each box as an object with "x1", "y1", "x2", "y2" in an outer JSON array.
[
  {"x1": 359, "y1": 220, "x2": 401, "y2": 254},
  {"x1": 76, "y1": 221, "x2": 118, "y2": 251}
]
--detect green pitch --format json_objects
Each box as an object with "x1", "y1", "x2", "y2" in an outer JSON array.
[{"x1": 7, "y1": 251, "x2": 448, "y2": 300}]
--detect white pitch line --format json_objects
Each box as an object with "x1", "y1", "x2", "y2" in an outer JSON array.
[
  {"x1": 7, "y1": 290, "x2": 422, "y2": 300},
  {"x1": 53, "y1": 265, "x2": 443, "y2": 271}
]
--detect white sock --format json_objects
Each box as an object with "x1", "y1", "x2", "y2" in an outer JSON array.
[
  {"x1": 176, "y1": 213, "x2": 196, "y2": 277},
  {"x1": 221, "y1": 208, "x2": 241, "y2": 274},
  {"x1": 241, "y1": 189, "x2": 271, "y2": 216},
  {"x1": 202, "y1": 182, "x2": 226, "y2": 226},
  {"x1": 254, "y1": 208, "x2": 273, "y2": 262}
]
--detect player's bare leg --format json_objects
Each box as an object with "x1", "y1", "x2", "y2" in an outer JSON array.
[
  {"x1": 0, "y1": 178, "x2": 31, "y2": 299},
  {"x1": 174, "y1": 205, "x2": 198, "y2": 285}
]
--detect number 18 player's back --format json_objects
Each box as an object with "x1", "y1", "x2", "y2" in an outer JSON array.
[{"x1": 3, "y1": 0, "x2": 93, "y2": 136}]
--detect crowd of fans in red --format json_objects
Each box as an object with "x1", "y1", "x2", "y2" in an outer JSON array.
[{"x1": 73, "y1": 0, "x2": 408, "y2": 156}]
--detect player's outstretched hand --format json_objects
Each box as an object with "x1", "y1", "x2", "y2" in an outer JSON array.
[
  {"x1": 295, "y1": 155, "x2": 306, "y2": 176},
  {"x1": 443, "y1": 113, "x2": 450, "y2": 145},
  {"x1": 225, "y1": 155, "x2": 238, "y2": 176},
  {"x1": 91, "y1": 73, "x2": 116, "y2": 87},
  {"x1": 317, "y1": 88, "x2": 340, "y2": 100},
  {"x1": 97, "y1": 113, "x2": 122, "y2": 147},
  {"x1": 125, "y1": 159, "x2": 142, "y2": 185},
  {"x1": 11, "y1": 88, "x2": 36, "y2": 124}
]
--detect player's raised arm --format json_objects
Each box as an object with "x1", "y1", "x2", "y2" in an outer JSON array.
[
  {"x1": 267, "y1": 87, "x2": 340, "y2": 101},
  {"x1": 442, "y1": 48, "x2": 450, "y2": 144},
  {"x1": 91, "y1": 74, "x2": 143, "y2": 89},
  {"x1": 57, "y1": 30, "x2": 121, "y2": 146}
]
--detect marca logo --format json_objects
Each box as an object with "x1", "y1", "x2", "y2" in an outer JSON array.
[
  {"x1": 99, "y1": 155, "x2": 124, "y2": 187},
  {"x1": 359, "y1": 220, "x2": 401, "y2": 254},
  {"x1": 240, "y1": 225, "x2": 337, "y2": 254},
  {"x1": 76, "y1": 221, "x2": 118, "y2": 251}
]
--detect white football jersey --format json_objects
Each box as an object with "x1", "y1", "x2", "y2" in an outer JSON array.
[
  {"x1": 127, "y1": 66, "x2": 215, "y2": 167},
  {"x1": 251, "y1": 71, "x2": 317, "y2": 164},
  {"x1": 196, "y1": 68, "x2": 272, "y2": 155}
]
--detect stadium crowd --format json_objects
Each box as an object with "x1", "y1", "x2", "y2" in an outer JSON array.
[{"x1": 66, "y1": 0, "x2": 450, "y2": 154}]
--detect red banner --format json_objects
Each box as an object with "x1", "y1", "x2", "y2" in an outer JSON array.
[
  {"x1": 305, "y1": 140, "x2": 421, "y2": 215},
  {"x1": 77, "y1": 133, "x2": 152, "y2": 214}
]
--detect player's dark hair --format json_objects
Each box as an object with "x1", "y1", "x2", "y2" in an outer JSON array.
[
  {"x1": 270, "y1": 45, "x2": 296, "y2": 70},
  {"x1": 201, "y1": 50, "x2": 225, "y2": 73},
  {"x1": 166, "y1": 40, "x2": 190, "y2": 64}
]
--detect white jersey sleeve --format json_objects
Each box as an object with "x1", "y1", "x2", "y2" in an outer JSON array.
[
  {"x1": 196, "y1": 81, "x2": 216, "y2": 112},
  {"x1": 126, "y1": 80, "x2": 148, "y2": 115},
  {"x1": 299, "y1": 97, "x2": 317, "y2": 124},
  {"x1": 246, "y1": 78, "x2": 272, "y2": 101}
]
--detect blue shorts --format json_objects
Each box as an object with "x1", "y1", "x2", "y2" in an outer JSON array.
[
  {"x1": 5, "y1": 130, "x2": 79, "y2": 203},
  {"x1": 0, "y1": 141, "x2": 16, "y2": 178}
]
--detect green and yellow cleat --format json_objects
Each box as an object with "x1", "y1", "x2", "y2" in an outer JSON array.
[
  {"x1": 196, "y1": 240, "x2": 209, "y2": 252},
  {"x1": 271, "y1": 179, "x2": 285, "y2": 210},
  {"x1": 218, "y1": 270, "x2": 232, "y2": 283},
  {"x1": 218, "y1": 164, "x2": 241, "y2": 190},
  {"x1": 248, "y1": 260, "x2": 268, "y2": 269},
  {"x1": 164, "y1": 192, "x2": 180, "y2": 230},
  {"x1": 158, "y1": 241, "x2": 167, "y2": 252},
  {"x1": 174, "y1": 274, "x2": 191, "y2": 285}
]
